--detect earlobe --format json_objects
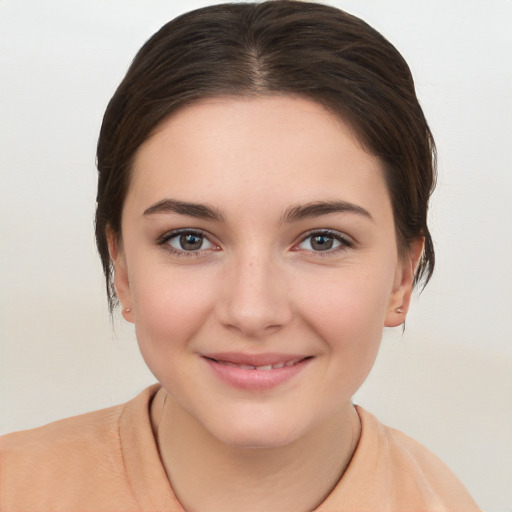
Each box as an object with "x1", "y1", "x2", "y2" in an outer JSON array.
[
  {"x1": 106, "y1": 229, "x2": 134, "y2": 323},
  {"x1": 385, "y1": 238, "x2": 424, "y2": 327}
]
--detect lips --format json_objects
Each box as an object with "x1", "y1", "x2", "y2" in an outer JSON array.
[{"x1": 202, "y1": 353, "x2": 312, "y2": 390}]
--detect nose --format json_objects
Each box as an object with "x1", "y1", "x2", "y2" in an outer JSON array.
[{"x1": 216, "y1": 253, "x2": 293, "y2": 339}]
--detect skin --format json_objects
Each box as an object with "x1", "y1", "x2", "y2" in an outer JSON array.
[{"x1": 108, "y1": 96, "x2": 422, "y2": 512}]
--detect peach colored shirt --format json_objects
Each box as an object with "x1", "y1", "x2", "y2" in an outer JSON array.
[{"x1": 1, "y1": 385, "x2": 480, "y2": 512}]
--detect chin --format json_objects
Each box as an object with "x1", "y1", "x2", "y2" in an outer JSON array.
[{"x1": 205, "y1": 411, "x2": 310, "y2": 450}]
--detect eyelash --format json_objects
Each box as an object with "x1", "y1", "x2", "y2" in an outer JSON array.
[
  {"x1": 157, "y1": 229, "x2": 217, "y2": 257},
  {"x1": 157, "y1": 228, "x2": 354, "y2": 257},
  {"x1": 295, "y1": 229, "x2": 354, "y2": 256}
]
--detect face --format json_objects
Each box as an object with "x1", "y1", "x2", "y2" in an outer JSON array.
[{"x1": 110, "y1": 96, "x2": 420, "y2": 448}]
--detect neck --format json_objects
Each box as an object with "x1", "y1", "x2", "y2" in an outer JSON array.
[{"x1": 151, "y1": 390, "x2": 360, "y2": 512}]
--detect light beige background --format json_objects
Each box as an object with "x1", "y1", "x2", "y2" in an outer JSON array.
[{"x1": 0, "y1": 1, "x2": 511, "y2": 511}]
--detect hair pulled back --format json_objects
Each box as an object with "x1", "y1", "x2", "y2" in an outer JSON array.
[{"x1": 96, "y1": 0, "x2": 436, "y2": 312}]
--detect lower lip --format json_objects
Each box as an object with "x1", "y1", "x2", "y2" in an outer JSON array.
[{"x1": 203, "y1": 357, "x2": 311, "y2": 391}]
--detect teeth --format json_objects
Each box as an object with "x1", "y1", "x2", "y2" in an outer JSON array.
[{"x1": 215, "y1": 358, "x2": 303, "y2": 370}]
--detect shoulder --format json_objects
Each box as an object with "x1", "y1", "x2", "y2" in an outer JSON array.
[
  {"x1": 373, "y1": 412, "x2": 458, "y2": 477},
  {"x1": 1, "y1": 400, "x2": 124, "y2": 455},
  {"x1": 359, "y1": 406, "x2": 480, "y2": 511},
  {"x1": 0, "y1": 385, "x2": 159, "y2": 512},
  {"x1": 319, "y1": 406, "x2": 481, "y2": 511}
]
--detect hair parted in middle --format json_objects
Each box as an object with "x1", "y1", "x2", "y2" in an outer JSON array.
[{"x1": 95, "y1": 0, "x2": 436, "y2": 312}]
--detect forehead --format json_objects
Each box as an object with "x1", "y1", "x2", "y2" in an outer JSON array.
[{"x1": 127, "y1": 96, "x2": 391, "y2": 219}]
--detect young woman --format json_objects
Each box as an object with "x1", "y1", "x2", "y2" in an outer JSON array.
[{"x1": 1, "y1": 2, "x2": 481, "y2": 511}]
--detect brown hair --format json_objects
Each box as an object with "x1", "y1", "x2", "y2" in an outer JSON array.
[{"x1": 96, "y1": 0, "x2": 436, "y2": 312}]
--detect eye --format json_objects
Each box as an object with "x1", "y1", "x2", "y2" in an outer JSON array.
[
  {"x1": 159, "y1": 229, "x2": 215, "y2": 254},
  {"x1": 296, "y1": 230, "x2": 352, "y2": 253}
]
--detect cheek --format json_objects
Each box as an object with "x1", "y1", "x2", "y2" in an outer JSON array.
[
  {"x1": 128, "y1": 264, "x2": 216, "y2": 354},
  {"x1": 298, "y1": 262, "x2": 394, "y2": 326},
  {"x1": 294, "y1": 259, "x2": 396, "y2": 359},
  {"x1": 301, "y1": 273, "x2": 390, "y2": 398}
]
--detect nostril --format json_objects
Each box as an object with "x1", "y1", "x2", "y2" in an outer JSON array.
[{"x1": 215, "y1": 262, "x2": 293, "y2": 337}]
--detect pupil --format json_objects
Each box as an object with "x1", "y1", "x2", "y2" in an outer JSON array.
[
  {"x1": 312, "y1": 235, "x2": 333, "y2": 251},
  {"x1": 180, "y1": 233, "x2": 202, "y2": 250}
]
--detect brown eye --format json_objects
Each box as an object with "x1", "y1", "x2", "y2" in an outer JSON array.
[
  {"x1": 297, "y1": 230, "x2": 350, "y2": 253},
  {"x1": 180, "y1": 233, "x2": 203, "y2": 250},
  {"x1": 310, "y1": 235, "x2": 334, "y2": 251},
  {"x1": 167, "y1": 231, "x2": 213, "y2": 252}
]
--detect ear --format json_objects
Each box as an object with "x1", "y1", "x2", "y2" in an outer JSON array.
[
  {"x1": 385, "y1": 238, "x2": 424, "y2": 327},
  {"x1": 107, "y1": 229, "x2": 134, "y2": 323}
]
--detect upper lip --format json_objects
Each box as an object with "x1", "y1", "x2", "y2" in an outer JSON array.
[{"x1": 202, "y1": 352, "x2": 310, "y2": 367}]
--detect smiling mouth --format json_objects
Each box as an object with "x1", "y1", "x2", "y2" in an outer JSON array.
[
  {"x1": 202, "y1": 354, "x2": 313, "y2": 390},
  {"x1": 204, "y1": 357, "x2": 308, "y2": 371}
]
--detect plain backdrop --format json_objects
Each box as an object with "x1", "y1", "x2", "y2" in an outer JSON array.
[{"x1": 0, "y1": 1, "x2": 511, "y2": 511}]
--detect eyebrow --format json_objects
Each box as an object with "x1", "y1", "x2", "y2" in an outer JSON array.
[
  {"x1": 281, "y1": 200, "x2": 374, "y2": 224},
  {"x1": 143, "y1": 198, "x2": 225, "y2": 221},
  {"x1": 143, "y1": 198, "x2": 373, "y2": 223}
]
